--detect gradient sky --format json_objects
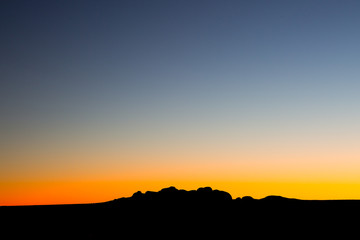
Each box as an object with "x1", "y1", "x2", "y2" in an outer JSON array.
[{"x1": 2, "y1": 0, "x2": 360, "y2": 205}]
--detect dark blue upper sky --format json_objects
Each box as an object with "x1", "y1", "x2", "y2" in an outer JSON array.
[{"x1": 2, "y1": 1, "x2": 360, "y2": 181}]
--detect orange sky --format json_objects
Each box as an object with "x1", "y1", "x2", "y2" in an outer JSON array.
[
  {"x1": 2, "y1": 147, "x2": 360, "y2": 205},
  {"x1": 2, "y1": 179, "x2": 360, "y2": 206},
  {"x1": 2, "y1": 137, "x2": 360, "y2": 206},
  {"x1": 2, "y1": 136, "x2": 360, "y2": 205}
]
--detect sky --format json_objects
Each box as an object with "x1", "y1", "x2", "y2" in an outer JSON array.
[{"x1": 2, "y1": 0, "x2": 360, "y2": 205}]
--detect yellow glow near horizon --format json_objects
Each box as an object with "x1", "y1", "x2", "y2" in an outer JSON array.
[{"x1": 2, "y1": 179, "x2": 360, "y2": 206}]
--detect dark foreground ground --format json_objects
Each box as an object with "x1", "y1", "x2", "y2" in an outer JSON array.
[{"x1": 1, "y1": 187, "x2": 360, "y2": 239}]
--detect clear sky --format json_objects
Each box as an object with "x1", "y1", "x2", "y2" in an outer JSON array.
[{"x1": 2, "y1": 0, "x2": 360, "y2": 205}]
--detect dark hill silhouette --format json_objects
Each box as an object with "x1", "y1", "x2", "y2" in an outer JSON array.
[
  {"x1": 260, "y1": 195, "x2": 299, "y2": 202},
  {"x1": 110, "y1": 186, "x2": 232, "y2": 202},
  {"x1": 1, "y1": 186, "x2": 360, "y2": 239}
]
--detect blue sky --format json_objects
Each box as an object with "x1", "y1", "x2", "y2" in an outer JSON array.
[{"x1": 2, "y1": 0, "x2": 360, "y2": 195}]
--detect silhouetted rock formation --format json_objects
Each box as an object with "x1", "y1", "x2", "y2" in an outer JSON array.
[
  {"x1": 113, "y1": 186, "x2": 232, "y2": 202},
  {"x1": 2, "y1": 186, "x2": 360, "y2": 239}
]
